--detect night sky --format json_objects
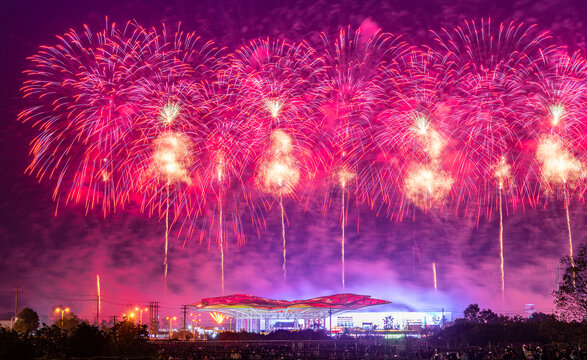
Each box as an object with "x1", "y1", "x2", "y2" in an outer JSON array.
[{"x1": 0, "y1": 0, "x2": 585, "y2": 324}]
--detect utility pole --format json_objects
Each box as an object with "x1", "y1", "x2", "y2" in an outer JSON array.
[
  {"x1": 96, "y1": 295, "x2": 100, "y2": 326},
  {"x1": 441, "y1": 308, "x2": 445, "y2": 329},
  {"x1": 181, "y1": 305, "x2": 188, "y2": 331},
  {"x1": 149, "y1": 301, "x2": 160, "y2": 337},
  {"x1": 14, "y1": 286, "x2": 20, "y2": 320}
]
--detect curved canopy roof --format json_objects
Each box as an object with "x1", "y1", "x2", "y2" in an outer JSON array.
[{"x1": 190, "y1": 293, "x2": 389, "y2": 311}]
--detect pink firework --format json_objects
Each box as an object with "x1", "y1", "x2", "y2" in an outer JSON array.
[
  {"x1": 373, "y1": 49, "x2": 455, "y2": 218},
  {"x1": 19, "y1": 19, "x2": 157, "y2": 215},
  {"x1": 432, "y1": 19, "x2": 552, "y2": 219},
  {"x1": 318, "y1": 27, "x2": 409, "y2": 211}
]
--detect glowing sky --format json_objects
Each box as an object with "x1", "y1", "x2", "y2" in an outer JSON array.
[{"x1": 0, "y1": 0, "x2": 585, "y2": 324}]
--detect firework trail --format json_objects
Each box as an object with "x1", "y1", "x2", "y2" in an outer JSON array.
[
  {"x1": 125, "y1": 24, "x2": 220, "y2": 289},
  {"x1": 256, "y1": 130, "x2": 300, "y2": 280},
  {"x1": 228, "y1": 38, "x2": 322, "y2": 280},
  {"x1": 432, "y1": 262, "x2": 438, "y2": 295},
  {"x1": 319, "y1": 27, "x2": 408, "y2": 287},
  {"x1": 199, "y1": 79, "x2": 264, "y2": 295},
  {"x1": 19, "y1": 20, "x2": 156, "y2": 215},
  {"x1": 432, "y1": 19, "x2": 551, "y2": 299},
  {"x1": 535, "y1": 136, "x2": 585, "y2": 283},
  {"x1": 372, "y1": 46, "x2": 455, "y2": 222},
  {"x1": 493, "y1": 157, "x2": 511, "y2": 303},
  {"x1": 96, "y1": 274, "x2": 101, "y2": 325},
  {"x1": 19, "y1": 18, "x2": 587, "y2": 295},
  {"x1": 522, "y1": 51, "x2": 587, "y2": 287},
  {"x1": 337, "y1": 167, "x2": 354, "y2": 289}
]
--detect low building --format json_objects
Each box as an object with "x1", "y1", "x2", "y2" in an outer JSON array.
[
  {"x1": 188, "y1": 293, "x2": 450, "y2": 335},
  {"x1": 0, "y1": 313, "x2": 14, "y2": 329}
]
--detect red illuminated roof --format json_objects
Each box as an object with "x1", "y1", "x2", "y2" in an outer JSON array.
[{"x1": 191, "y1": 293, "x2": 390, "y2": 311}]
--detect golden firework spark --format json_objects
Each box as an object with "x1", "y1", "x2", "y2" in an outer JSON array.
[
  {"x1": 432, "y1": 262, "x2": 438, "y2": 294},
  {"x1": 536, "y1": 136, "x2": 584, "y2": 187},
  {"x1": 256, "y1": 130, "x2": 300, "y2": 280},
  {"x1": 210, "y1": 312, "x2": 226, "y2": 324},
  {"x1": 152, "y1": 132, "x2": 193, "y2": 185},
  {"x1": 336, "y1": 166, "x2": 355, "y2": 188},
  {"x1": 493, "y1": 156, "x2": 510, "y2": 304},
  {"x1": 493, "y1": 156, "x2": 511, "y2": 190},
  {"x1": 548, "y1": 103, "x2": 565, "y2": 127},
  {"x1": 265, "y1": 98, "x2": 284, "y2": 119},
  {"x1": 536, "y1": 136, "x2": 584, "y2": 288},
  {"x1": 159, "y1": 101, "x2": 181, "y2": 125},
  {"x1": 335, "y1": 166, "x2": 355, "y2": 290},
  {"x1": 404, "y1": 165, "x2": 453, "y2": 209},
  {"x1": 411, "y1": 114, "x2": 445, "y2": 160},
  {"x1": 257, "y1": 130, "x2": 299, "y2": 196}
]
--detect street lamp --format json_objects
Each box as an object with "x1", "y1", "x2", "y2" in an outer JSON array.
[
  {"x1": 55, "y1": 307, "x2": 70, "y2": 327},
  {"x1": 166, "y1": 316, "x2": 177, "y2": 338},
  {"x1": 135, "y1": 307, "x2": 148, "y2": 325}
]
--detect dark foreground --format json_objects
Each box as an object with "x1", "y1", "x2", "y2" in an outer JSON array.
[{"x1": 153, "y1": 339, "x2": 587, "y2": 360}]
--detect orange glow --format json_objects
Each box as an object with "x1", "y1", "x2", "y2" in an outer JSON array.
[
  {"x1": 152, "y1": 131, "x2": 193, "y2": 185},
  {"x1": 256, "y1": 130, "x2": 300, "y2": 196},
  {"x1": 404, "y1": 165, "x2": 453, "y2": 208},
  {"x1": 210, "y1": 312, "x2": 226, "y2": 324}
]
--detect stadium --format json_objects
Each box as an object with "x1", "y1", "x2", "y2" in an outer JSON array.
[{"x1": 188, "y1": 294, "x2": 451, "y2": 336}]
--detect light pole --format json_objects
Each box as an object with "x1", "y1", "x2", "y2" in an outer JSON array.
[
  {"x1": 135, "y1": 307, "x2": 148, "y2": 325},
  {"x1": 55, "y1": 307, "x2": 70, "y2": 328},
  {"x1": 166, "y1": 316, "x2": 177, "y2": 338}
]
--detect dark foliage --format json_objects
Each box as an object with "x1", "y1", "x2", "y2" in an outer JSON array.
[
  {"x1": 0, "y1": 327, "x2": 35, "y2": 360},
  {"x1": 13, "y1": 308, "x2": 39, "y2": 335},
  {"x1": 431, "y1": 306, "x2": 587, "y2": 348},
  {"x1": 554, "y1": 244, "x2": 587, "y2": 321},
  {"x1": 0, "y1": 319, "x2": 153, "y2": 359}
]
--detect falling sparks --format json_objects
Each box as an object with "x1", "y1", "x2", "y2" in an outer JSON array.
[
  {"x1": 152, "y1": 132, "x2": 193, "y2": 185},
  {"x1": 549, "y1": 103, "x2": 565, "y2": 127},
  {"x1": 210, "y1": 312, "x2": 226, "y2": 324},
  {"x1": 257, "y1": 131, "x2": 300, "y2": 196},
  {"x1": 159, "y1": 101, "x2": 181, "y2": 125},
  {"x1": 18, "y1": 18, "x2": 587, "y2": 298},
  {"x1": 536, "y1": 136, "x2": 584, "y2": 187},
  {"x1": 265, "y1": 99, "x2": 284, "y2": 119},
  {"x1": 96, "y1": 274, "x2": 101, "y2": 325},
  {"x1": 432, "y1": 262, "x2": 438, "y2": 294},
  {"x1": 536, "y1": 136, "x2": 584, "y2": 287},
  {"x1": 336, "y1": 166, "x2": 355, "y2": 289},
  {"x1": 257, "y1": 130, "x2": 300, "y2": 280},
  {"x1": 404, "y1": 166, "x2": 453, "y2": 209},
  {"x1": 493, "y1": 156, "x2": 510, "y2": 303}
]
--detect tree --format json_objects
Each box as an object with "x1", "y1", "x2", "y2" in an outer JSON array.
[
  {"x1": 463, "y1": 304, "x2": 480, "y2": 322},
  {"x1": 13, "y1": 308, "x2": 39, "y2": 335},
  {"x1": 478, "y1": 309, "x2": 498, "y2": 323},
  {"x1": 68, "y1": 323, "x2": 107, "y2": 357},
  {"x1": 554, "y1": 244, "x2": 587, "y2": 321},
  {"x1": 107, "y1": 320, "x2": 151, "y2": 355},
  {"x1": 54, "y1": 312, "x2": 82, "y2": 331}
]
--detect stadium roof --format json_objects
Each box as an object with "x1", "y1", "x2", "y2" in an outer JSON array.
[{"x1": 188, "y1": 293, "x2": 390, "y2": 320}]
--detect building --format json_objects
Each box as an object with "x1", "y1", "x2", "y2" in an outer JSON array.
[
  {"x1": 188, "y1": 293, "x2": 450, "y2": 334},
  {"x1": 189, "y1": 293, "x2": 389, "y2": 332},
  {"x1": 0, "y1": 313, "x2": 14, "y2": 329}
]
